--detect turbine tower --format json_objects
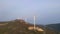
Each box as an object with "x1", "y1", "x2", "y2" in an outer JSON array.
[{"x1": 34, "y1": 16, "x2": 36, "y2": 30}]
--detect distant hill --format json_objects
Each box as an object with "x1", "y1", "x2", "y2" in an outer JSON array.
[
  {"x1": 46, "y1": 23, "x2": 60, "y2": 31},
  {"x1": 46, "y1": 23, "x2": 60, "y2": 34}
]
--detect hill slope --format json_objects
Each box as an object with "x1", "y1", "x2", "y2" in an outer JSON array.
[
  {"x1": 0, "y1": 19, "x2": 44, "y2": 34},
  {"x1": 0, "y1": 19, "x2": 60, "y2": 34},
  {"x1": 46, "y1": 23, "x2": 60, "y2": 34}
]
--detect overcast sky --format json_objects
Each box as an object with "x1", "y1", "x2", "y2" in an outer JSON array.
[{"x1": 0, "y1": 0, "x2": 60, "y2": 25}]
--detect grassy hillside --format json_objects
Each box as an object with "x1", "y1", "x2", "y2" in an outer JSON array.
[
  {"x1": 0, "y1": 19, "x2": 60, "y2": 34},
  {"x1": 0, "y1": 19, "x2": 44, "y2": 34}
]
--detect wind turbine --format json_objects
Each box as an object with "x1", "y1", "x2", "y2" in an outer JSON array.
[
  {"x1": 34, "y1": 16, "x2": 36, "y2": 30},
  {"x1": 33, "y1": 16, "x2": 45, "y2": 34}
]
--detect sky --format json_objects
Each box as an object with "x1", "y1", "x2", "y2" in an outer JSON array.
[{"x1": 0, "y1": 0, "x2": 60, "y2": 25}]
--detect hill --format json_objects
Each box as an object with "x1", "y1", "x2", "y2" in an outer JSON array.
[
  {"x1": 46, "y1": 23, "x2": 60, "y2": 34},
  {"x1": 0, "y1": 19, "x2": 60, "y2": 34},
  {"x1": 0, "y1": 19, "x2": 44, "y2": 34}
]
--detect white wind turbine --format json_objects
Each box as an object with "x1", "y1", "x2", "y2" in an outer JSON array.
[{"x1": 33, "y1": 16, "x2": 36, "y2": 30}]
